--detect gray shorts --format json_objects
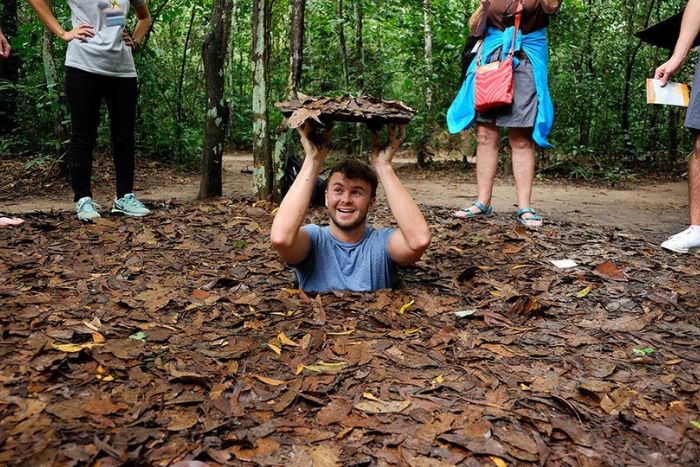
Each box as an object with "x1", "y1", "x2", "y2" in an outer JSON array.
[
  {"x1": 686, "y1": 52, "x2": 700, "y2": 131},
  {"x1": 476, "y1": 53, "x2": 538, "y2": 128}
]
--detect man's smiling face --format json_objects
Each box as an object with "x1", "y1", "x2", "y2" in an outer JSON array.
[{"x1": 325, "y1": 172, "x2": 375, "y2": 232}]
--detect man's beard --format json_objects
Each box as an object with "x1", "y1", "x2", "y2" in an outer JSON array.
[{"x1": 329, "y1": 210, "x2": 367, "y2": 232}]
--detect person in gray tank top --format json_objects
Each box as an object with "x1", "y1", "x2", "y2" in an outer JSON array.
[
  {"x1": 654, "y1": 0, "x2": 700, "y2": 254},
  {"x1": 270, "y1": 123, "x2": 431, "y2": 293},
  {"x1": 28, "y1": 0, "x2": 152, "y2": 221}
]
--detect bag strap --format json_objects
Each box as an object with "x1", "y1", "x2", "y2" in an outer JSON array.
[
  {"x1": 476, "y1": 0, "x2": 524, "y2": 67},
  {"x1": 507, "y1": 0, "x2": 524, "y2": 57}
]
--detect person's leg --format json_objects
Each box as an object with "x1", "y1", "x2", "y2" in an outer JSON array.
[
  {"x1": 689, "y1": 132, "x2": 700, "y2": 226},
  {"x1": 508, "y1": 127, "x2": 541, "y2": 227},
  {"x1": 65, "y1": 67, "x2": 101, "y2": 202},
  {"x1": 661, "y1": 132, "x2": 700, "y2": 253},
  {"x1": 104, "y1": 76, "x2": 138, "y2": 199},
  {"x1": 455, "y1": 122, "x2": 499, "y2": 218},
  {"x1": 104, "y1": 76, "x2": 150, "y2": 217}
]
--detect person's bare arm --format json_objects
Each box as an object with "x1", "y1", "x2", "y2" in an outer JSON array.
[
  {"x1": 27, "y1": 0, "x2": 95, "y2": 42},
  {"x1": 270, "y1": 123, "x2": 332, "y2": 265},
  {"x1": 655, "y1": 0, "x2": 700, "y2": 85},
  {"x1": 0, "y1": 28, "x2": 10, "y2": 59},
  {"x1": 370, "y1": 125, "x2": 431, "y2": 266},
  {"x1": 123, "y1": 1, "x2": 152, "y2": 50}
]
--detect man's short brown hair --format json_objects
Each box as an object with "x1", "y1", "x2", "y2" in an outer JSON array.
[{"x1": 327, "y1": 159, "x2": 378, "y2": 198}]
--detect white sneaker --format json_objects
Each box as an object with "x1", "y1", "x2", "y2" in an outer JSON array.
[
  {"x1": 112, "y1": 193, "x2": 150, "y2": 217},
  {"x1": 75, "y1": 197, "x2": 101, "y2": 222},
  {"x1": 660, "y1": 227, "x2": 700, "y2": 254}
]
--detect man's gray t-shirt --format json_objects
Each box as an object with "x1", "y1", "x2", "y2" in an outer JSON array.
[
  {"x1": 291, "y1": 225, "x2": 397, "y2": 293},
  {"x1": 65, "y1": 0, "x2": 144, "y2": 77}
]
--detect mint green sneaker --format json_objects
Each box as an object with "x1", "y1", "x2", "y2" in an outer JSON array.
[
  {"x1": 75, "y1": 197, "x2": 101, "y2": 222},
  {"x1": 112, "y1": 193, "x2": 150, "y2": 217}
]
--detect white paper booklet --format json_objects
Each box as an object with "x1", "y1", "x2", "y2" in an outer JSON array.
[
  {"x1": 646, "y1": 79, "x2": 690, "y2": 107},
  {"x1": 550, "y1": 259, "x2": 578, "y2": 269}
]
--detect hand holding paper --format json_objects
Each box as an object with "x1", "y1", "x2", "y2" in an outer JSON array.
[{"x1": 646, "y1": 79, "x2": 690, "y2": 107}]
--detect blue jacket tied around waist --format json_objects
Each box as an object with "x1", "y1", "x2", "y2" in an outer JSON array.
[{"x1": 446, "y1": 26, "x2": 554, "y2": 149}]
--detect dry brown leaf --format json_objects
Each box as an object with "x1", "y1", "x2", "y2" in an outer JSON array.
[
  {"x1": 252, "y1": 374, "x2": 289, "y2": 386},
  {"x1": 278, "y1": 332, "x2": 299, "y2": 347},
  {"x1": 354, "y1": 398, "x2": 411, "y2": 414},
  {"x1": 287, "y1": 108, "x2": 323, "y2": 128},
  {"x1": 316, "y1": 398, "x2": 353, "y2": 426},
  {"x1": 595, "y1": 261, "x2": 628, "y2": 281}
]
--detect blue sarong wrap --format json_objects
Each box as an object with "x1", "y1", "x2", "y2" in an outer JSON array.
[{"x1": 446, "y1": 26, "x2": 554, "y2": 149}]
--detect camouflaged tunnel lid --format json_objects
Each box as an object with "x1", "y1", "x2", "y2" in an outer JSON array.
[{"x1": 275, "y1": 95, "x2": 416, "y2": 128}]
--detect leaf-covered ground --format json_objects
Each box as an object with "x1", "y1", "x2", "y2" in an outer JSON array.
[{"x1": 1, "y1": 198, "x2": 699, "y2": 466}]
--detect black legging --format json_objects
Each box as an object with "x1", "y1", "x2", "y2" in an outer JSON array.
[{"x1": 65, "y1": 66, "x2": 137, "y2": 202}]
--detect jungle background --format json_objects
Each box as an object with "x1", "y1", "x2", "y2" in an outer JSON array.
[{"x1": 0, "y1": 0, "x2": 698, "y2": 188}]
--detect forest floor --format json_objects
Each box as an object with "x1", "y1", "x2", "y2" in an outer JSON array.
[{"x1": 1, "y1": 152, "x2": 699, "y2": 466}]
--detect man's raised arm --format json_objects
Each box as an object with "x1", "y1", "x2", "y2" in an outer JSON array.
[
  {"x1": 370, "y1": 125, "x2": 431, "y2": 266},
  {"x1": 270, "y1": 122, "x2": 332, "y2": 265}
]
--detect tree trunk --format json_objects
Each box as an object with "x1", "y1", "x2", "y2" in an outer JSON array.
[
  {"x1": 198, "y1": 0, "x2": 232, "y2": 200},
  {"x1": 336, "y1": 0, "x2": 350, "y2": 92},
  {"x1": 0, "y1": 0, "x2": 19, "y2": 135},
  {"x1": 353, "y1": 0, "x2": 365, "y2": 154},
  {"x1": 287, "y1": 0, "x2": 305, "y2": 99},
  {"x1": 40, "y1": 0, "x2": 68, "y2": 174},
  {"x1": 643, "y1": 0, "x2": 662, "y2": 156},
  {"x1": 620, "y1": 0, "x2": 654, "y2": 135},
  {"x1": 272, "y1": 0, "x2": 306, "y2": 203},
  {"x1": 575, "y1": 0, "x2": 597, "y2": 148},
  {"x1": 417, "y1": 0, "x2": 434, "y2": 167},
  {"x1": 252, "y1": 0, "x2": 272, "y2": 198},
  {"x1": 175, "y1": 5, "x2": 197, "y2": 160},
  {"x1": 226, "y1": 0, "x2": 239, "y2": 143},
  {"x1": 423, "y1": 0, "x2": 433, "y2": 115},
  {"x1": 667, "y1": 108, "x2": 678, "y2": 160},
  {"x1": 353, "y1": 0, "x2": 365, "y2": 94}
]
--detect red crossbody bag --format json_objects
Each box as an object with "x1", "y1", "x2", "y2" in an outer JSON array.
[{"x1": 474, "y1": 0, "x2": 524, "y2": 113}]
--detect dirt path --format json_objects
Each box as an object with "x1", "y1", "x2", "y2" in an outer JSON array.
[{"x1": 3, "y1": 153, "x2": 689, "y2": 241}]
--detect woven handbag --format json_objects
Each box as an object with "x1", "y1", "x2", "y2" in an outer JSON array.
[{"x1": 474, "y1": 0, "x2": 524, "y2": 113}]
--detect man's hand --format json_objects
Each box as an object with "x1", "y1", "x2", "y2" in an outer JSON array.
[
  {"x1": 655, "y1": 55, "x2": 685, "y2": 86},
  {"x1": 654, "y1": 0, "x2": 700, "y2": 87},
  {"x1": 297, "y1": 121, "x2": 333, "y2": 164},
  {"x1": 0, "y1": 31, "x2": 10, "y2": 59},
  {"x1": 60, "y1": 24, "x2": 95, "y2": 43},
  {"x1": 370, "y1": 125, "x2": 406, "y2": 167}
]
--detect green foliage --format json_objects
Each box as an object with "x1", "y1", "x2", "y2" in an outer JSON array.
[
  {"x1": 0, "y1": 0, "x2": 696, "y2": 178},
  {"x1": 547, "y1": 0, "x2": 693, "y2": 171}
]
